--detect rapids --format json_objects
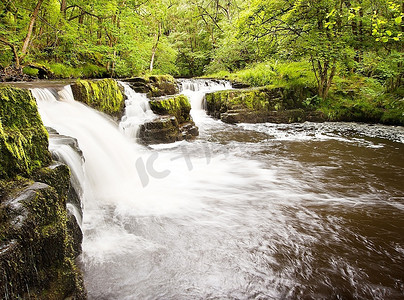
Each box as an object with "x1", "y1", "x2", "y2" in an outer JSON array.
[{"x1": 31, "y1": 80, "x2": 404, "y2": 299}]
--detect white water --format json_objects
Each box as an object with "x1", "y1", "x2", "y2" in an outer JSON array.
[
  {"x1": 118, "y1": 81, "x2": 156, "y2": 139},
  {"x1": 31, "y1": 81, "x2": 404, "y2": 299},
  {"x1": 179, "y1": 78, "x2": 231, "y2": 123}
]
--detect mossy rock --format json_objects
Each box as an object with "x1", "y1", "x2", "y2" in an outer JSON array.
[
  {"x1": 205, "y1": 86, "x2": 309, "y2": 114},
  {"x1": 205, "y1": 86, "x2": 315, "y2": 124},
  {"x1": 149, "y1": 95, "x2": 192, "y2": 124},
  {"x1": 0, "y1": 166, "x2": 85, "y2": 299},
  {"x1": 0, "y1": 87, "x2": 52, "y2": 179},
  {"x1": 27, "y1": 63, "x2": 54, "y2": 79},
  {"x1": 71, "y1": 78, "x2": 125, "y2": 120},
  {"x1": 126, "y1": 75, "x2": 179, "y2": 97}
]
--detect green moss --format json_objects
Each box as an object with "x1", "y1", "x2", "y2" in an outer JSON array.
[
  {"x1": 149, "y1": 95, "x2": 191, "y2": 124},
  {"x1": 148, "y1": 74, "x2": 176, "y2": 83},
  {"x1": 147, "y1": 75, "x2": 179, "y2": 97},
  {"x1": 0, "y1": 87, "x2": 52, "y2": 179},
  {"x1": 205, "y1": 86, "x2": 303, "y2": 114},
  {"x1": 22, "y1": 66, "x2": 39, "y2": 77},
  {"x1": 1, "y1": 167, "x2": 85, "y2": 299},
  {"x1": 71, "y1": 78, "x2": 125, "y2": 119},
  {"x1": 316, "y1": 77, "x2": 404, "y2": 125}
]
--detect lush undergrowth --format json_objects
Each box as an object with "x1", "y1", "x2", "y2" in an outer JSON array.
[
  {"x1": 22, "y1": 62, "x2": 109, "y2": 79},
  {"x1": 323, "y1": 75, "x2": 404, "y2": 125},
  {"x1": 207, "y1": 60, "x2": 317, "y2": 89}
]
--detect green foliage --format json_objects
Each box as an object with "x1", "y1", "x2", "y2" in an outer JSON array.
[
  {"x1": 46, "y1": 63, "x2": 106, "y2": 79},
  {"x1": 208, "y1": 60, "x2": 317, "y2": 89},
  {"x1": 372, "y1": 0, "x2": 403, "y2": 43}
]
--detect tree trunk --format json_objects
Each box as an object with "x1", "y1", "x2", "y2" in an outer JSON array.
[
  {"x1": 0, "y1": 38, "x2": 20, "y2": 68},
  {"x1": 21, "y1": 0, "x2": 44, "y2": 55},
  {"x1": 311, "y1": 57, "x2": 336, "y2": 99},
  {"x1": 150, "y1": 22, "x2": 162, "y2": 73},
  {"x1": 61, "y1": 0, "x2": 67, "y2": 14}
]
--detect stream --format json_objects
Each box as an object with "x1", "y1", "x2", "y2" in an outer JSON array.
[{"x1": 30, "y1": 80, "x2": 404, "y2": 299}]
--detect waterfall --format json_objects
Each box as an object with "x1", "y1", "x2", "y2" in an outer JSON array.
[
  {"x1": 31, "y1": 86, "x2": 148, "y2": 218},
  {"x1": 178, "y1": 78, "x2": 232, "y2": 94},
  {"x1": 178, "y1": 78, "x2": 232, "y2": 124},
  {"x1": 118, "y1": 81, "x2": 156, "y2": 139}
]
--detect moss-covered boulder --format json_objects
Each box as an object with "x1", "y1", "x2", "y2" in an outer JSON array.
[
  {"x1": 125, "y1": 75, "x2": 179, "y2": 97},
  {"x1": 71, "y1": 78, "x2": 125, "y2": 120},
  {"x1": 141, "y1": 95, "x2": 198, "y2": 144},
  {"x1": 0, "y1": 166, "x2": 85, "y2": 299},
  {"x1": 0, "y1": 87, "x2": 52, "y2": 179},
  {"x1": 149, "y1": 95, "x2": 191, "y2": 124},
  {"x1": 205, "y1": 86, "x2": 321, "y2": 124}
]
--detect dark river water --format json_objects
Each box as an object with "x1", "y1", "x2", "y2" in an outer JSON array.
[{"x1": 30, "y1": 81, "x2": 404, "y2": 300}]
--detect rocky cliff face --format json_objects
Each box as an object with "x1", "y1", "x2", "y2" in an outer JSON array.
[{"x1": 0, "y1": 86, "x2": 85, "y2": 299}]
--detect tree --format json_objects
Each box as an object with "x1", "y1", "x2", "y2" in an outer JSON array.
[{"x1": 238, "y1": 0, "x2": 357, "y2": 98}]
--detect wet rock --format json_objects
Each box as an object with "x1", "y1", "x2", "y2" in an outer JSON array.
[
  {"x1": 67, "y1": 211, "x2": 83, "y2": 257},
  {"x1": 139, "y1": 116, "x2": 179, "y2": 144},
  {"x1": 148, "y1": 75, "x2": 179, "y2": 97},
  {"x1": 139, "y1": 116, "x2": 199, "y2": 144},
  {"x1": 0, "y1": 87, "x2": 86, "y2": 299},
  {"x1": 140, "y1": 94, "x2": 199, "y2": 144}
]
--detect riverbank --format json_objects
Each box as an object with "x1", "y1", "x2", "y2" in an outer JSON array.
[{"x1": 206, "y1": 61, "x2": 404, "y2": 126}]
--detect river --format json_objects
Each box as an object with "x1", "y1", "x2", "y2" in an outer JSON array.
[{"x1": 30, "y1": 80, "x2": 404, "y2": 299}]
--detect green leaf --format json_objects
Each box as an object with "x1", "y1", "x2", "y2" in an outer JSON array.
[
  {"x1": 395, "y1": 16, "x2": 402, "y2": 25},
  {"x1": 386, "y1": 30, "x2": 392, "y2": 36},
  {"x1": 382, "y1": 36, "x2": 389, "y2": 43}
]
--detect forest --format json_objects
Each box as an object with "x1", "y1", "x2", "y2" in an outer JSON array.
[{"x1": 0, "y1": 0, "x2": 403, "y2": 101}]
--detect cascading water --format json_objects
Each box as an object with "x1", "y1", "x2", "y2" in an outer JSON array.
[
  {"x1": 31, "y1": 80, "x2": 404, "y2": 300},
  {"x1": 178, "y1": 78, "x2": 231, "y2": 123},
  {"x1": 118, "y1": 81, "x2": 156, "y2": 139}
]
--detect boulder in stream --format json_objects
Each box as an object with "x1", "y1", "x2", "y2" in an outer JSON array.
[
  {"x1": 140, "y1": 94, "x2": 198, "y2": 144},
  {"x1": 71, "y1": 78, "x2": 126, "y2": 121}
]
